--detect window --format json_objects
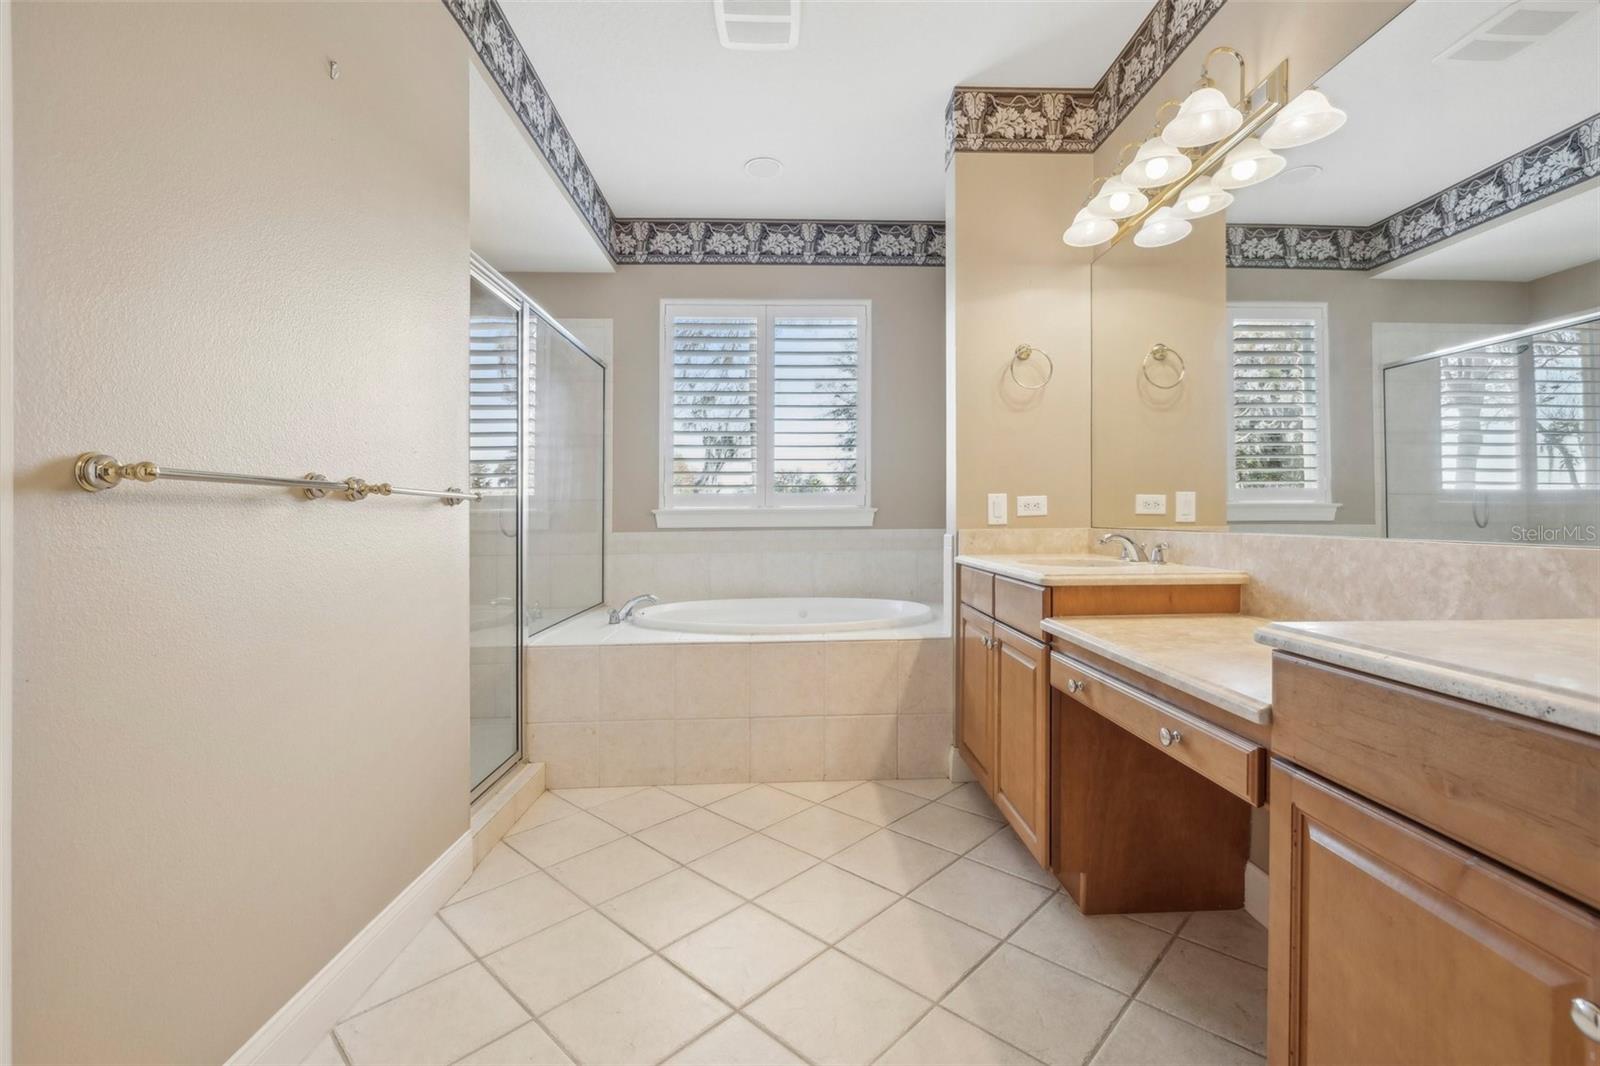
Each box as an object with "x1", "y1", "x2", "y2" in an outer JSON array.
[
  {"x1": 658, "y1": 301, "x2": 872, "y2": 527},
  {"x1": 1227, "y1": 302, "x2": 1337, "y2": 521},
  {"x1": 1438, "y1": 326, "x2": 1599, "y2": 493},
  {"x1": 468, "y1": 283, "x2": 534, "y2": 496}
]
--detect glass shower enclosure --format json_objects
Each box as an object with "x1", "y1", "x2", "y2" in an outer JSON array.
[{"x1": 468, "y1": 257, "x2": 605, "y2": 797}]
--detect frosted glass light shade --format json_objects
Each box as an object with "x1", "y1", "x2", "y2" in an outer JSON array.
[
  {"x1": 1134, "y1": 207, "x2": 1192, "y2": 248},
  {"x1": 1161, "y1": 86, "x2": 1242, "y2": 148},
  {"x1": 1214, "y1": 138, "x2": 1286, "y2": 190},
  {"x1": 1171, "y1": 177, "x2": 1233, "y2": 219},
  {"x1": 1063, "y1": 208, "x2": 1117, "y2": 247},
  {"x1": 1122, "y1": 138, "x2": 1193, "y2": 188},
  {"x1": 1261, "y1": 89, "x2": 1347, "y2": 149},
  {"x1": 1086, "y1": 178, "x2": 1149, "y2": 220}
]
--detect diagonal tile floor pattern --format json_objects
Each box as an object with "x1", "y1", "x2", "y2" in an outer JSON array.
[{"x1": 317, "y1": 780, "x2": 1268, "y2": 1066}]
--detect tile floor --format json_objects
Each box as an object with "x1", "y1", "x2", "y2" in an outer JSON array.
[{"x1": 308, "y1": 780, "x2": 1268, "y2": 1066}]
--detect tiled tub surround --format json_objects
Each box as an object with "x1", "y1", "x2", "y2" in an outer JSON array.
[
  {"x1": 314, "y1": 780, "x2": 1268, "y2": 1066},
  {"x1": 603, "y1": 529, "x2": 949, "y2": 607},
  {"x1": 526, "y1": 635, "x2": 955, "y2": 787}
]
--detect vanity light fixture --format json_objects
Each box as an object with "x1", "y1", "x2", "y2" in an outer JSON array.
[
  {"x1": 1063, "y1": 207, "x2": 1118, "y2": 247},
  {"x1": 1122, "y1": 137, "x2": 1193, "y2": 188},
  {"x1": 1133, "y1": 206, "x2": 1193, "y2": 248},
  {"x1": 1171, "y1": 176, "x2": 1233, "y2": 219},
  {"x1": 1214, "y1": 137, "x2": 1287, "y2": 189},
  {"x1": 1162, "y1": 85, "x2": 1243, "y2": 148},
  {"x1": 1261, "y1": 88, "x2": 1347, "y2": 149},
  {"x1": 1086, "y1": 177, "x2": 1149, "y2": 219}
]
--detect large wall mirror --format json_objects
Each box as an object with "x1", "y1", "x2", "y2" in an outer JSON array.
[{"x1": 1089, "y1": 0, "x2": 1600, "y2": 546}]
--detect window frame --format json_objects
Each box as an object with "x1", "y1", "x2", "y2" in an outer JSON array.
[
  {"x1": 1226, "y1": 300, "x2": 1340, "y2": 523},
  {"x1": 655, "y1": 298, "x2": 875, "y2": 528}
]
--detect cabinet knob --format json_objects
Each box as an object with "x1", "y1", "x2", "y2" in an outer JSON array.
[
  {"x1": 1159, "y1": 726, "x2": 1183, "y2": 747},
  {"x1": 1574, "y1": 998, "x2": 1600, "y2": 1043},
  {"x1": 1065, "y1": 679, "x2": 1084, "y2": 694}
]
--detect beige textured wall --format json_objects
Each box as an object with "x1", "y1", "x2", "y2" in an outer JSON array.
[
  {"x1": 510, "y1": 266, "x2": 945, "y2": 532},
  {"x1": 949, "y1": 153, "x2": 1096, "y2": 530},
  {"x1": 1530, "y1": 259, "x2": 1600, "y2": 322},
  {"x1": 12, "y1": 4, "x2": 469, "y2": 1062},
  {"x1": 1225, "y1": 270, "x2": 1535, "y2": 528},
  {"x1": 1090, "y1": 214, "x2": 1230, "y2": 528}
]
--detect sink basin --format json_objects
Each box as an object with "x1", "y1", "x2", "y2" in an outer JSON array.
[{"x1": 992, "y1": 554, "x2": 1131, "y2": 568}]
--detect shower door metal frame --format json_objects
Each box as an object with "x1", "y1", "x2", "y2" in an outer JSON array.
[{"x1": 469, "y1": 253, "x2": 607, "y2": 800}]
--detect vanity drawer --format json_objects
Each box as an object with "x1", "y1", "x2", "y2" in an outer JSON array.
[
  {"x1": 994, "y1": 576, "x2": 1049, "y2": 640},
  {"x1": 1051, "y1": 653, "x2": 1266, "y2": 805},
  {"x1": 958, "y1": 565, "x2": 994, "y2": 615}
]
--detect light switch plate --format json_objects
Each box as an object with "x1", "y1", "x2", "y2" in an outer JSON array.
[
  {"x1": 1017, "y1": 495, "x2": 1048, "y2": 517},
  {"x1": 1175, "y1": 491, "x2": 1197, "y2": 523},
  {"x1": 1135, "y1": 493, "x2": 1167, "y2": 515},
  {"x1": 987, "y1": 493, "x2": 1008, "y2": 525}
]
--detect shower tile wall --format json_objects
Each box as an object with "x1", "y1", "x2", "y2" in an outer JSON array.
[
  {"x1": 525, "y1": 637, "x2": 955, "y2": 788},
  {"x1": 603, "y1": 530, "x2": 947, "y2": 606}
]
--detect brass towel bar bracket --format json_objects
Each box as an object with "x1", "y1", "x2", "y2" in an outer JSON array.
[{"x1": 73, "y1": 453, "x2": 477, "y2": 506}]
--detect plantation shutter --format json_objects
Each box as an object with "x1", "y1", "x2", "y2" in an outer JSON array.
[
  {"x1": 1230, "y1": 310, "x2": 1324, "y2": 498},
  {"x1": 668, "y1": 310, "x2": 761, "y2": 499},
  {"x1": 772, "y1": 312, "x2": 862, "y2": 496},
  {"x1": 469, "y1": 305, "x2": 521, "y2": 494},
  {"x1": 1532, "y1": 326, "x2": 1599, "y2": 490},
  {"x1": 1440, "y1": 347, "x2": 1521, "y2": 490}
]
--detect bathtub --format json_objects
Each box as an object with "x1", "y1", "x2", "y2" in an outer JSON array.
[{"x1": 630, "y1": 596, "x2": 935, "y2": 636}]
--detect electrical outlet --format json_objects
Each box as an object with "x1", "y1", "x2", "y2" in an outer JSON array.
[
  {"x1": 1135, "y1": 493, "x2": 1167, "y2": 515},
  {"x1": 1175, "y1": 491, "x2": 1197, "y2": 523},
  {"x1": 1016, "y1": 495, "x2": 1048, "y2": 517},
  {"x1": 987, "y1": 493, "x2": 1008, "y2": 525}
]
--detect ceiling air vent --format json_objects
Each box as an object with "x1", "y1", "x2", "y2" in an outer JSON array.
[
  {"x1": 714, "y1": 0, "x2": 801, "y2": 51},
  {"x1": 1436, "y1": 0, "x2": 1587, "y2": 62}
]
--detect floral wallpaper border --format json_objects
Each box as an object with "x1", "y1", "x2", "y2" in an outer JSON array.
[
  {"x1": 1226, "y1": 115, "x2": 1600, "y2": 271},
  {"x1": 442, "y1": 0, "x2": 944, "y2": 265},
  {"x1": 609, "y1": 220, "x2": 945, "y2": 266},
  {"x1": 945, "y1": 0, "x2": 1229, "y2": 160}
]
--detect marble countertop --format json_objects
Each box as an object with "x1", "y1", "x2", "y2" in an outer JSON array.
[
  {"x1": 1257, "y1": 618, "x2": 1600, "y2": 737},
  {"x1": 956, "y1": 553, "x2": 1250, "y2": 588},
  {"x1": 1041, "y1": 614, "x2": 1275, "y2": 724}
]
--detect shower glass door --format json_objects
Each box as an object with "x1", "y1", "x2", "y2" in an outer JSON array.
[{"x1": 468, "y1": 268, "x2": 525, "y2": 795}]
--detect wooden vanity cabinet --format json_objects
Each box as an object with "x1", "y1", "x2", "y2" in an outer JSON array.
[
  {"x1": 993, "y1": 624, "x2": 1050, "y2": 864},
  {"x1": 1270, "y1": 759, "x2": 1600, "y2": 1066},
  {"x1": 957, "y1": 605, "x2": 997, "y2": 793}
]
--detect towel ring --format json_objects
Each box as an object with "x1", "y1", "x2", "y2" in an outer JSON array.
[
  {"x1": 1008, "y1": 344, "x2": 1055, "y2": 390},
  {"x1": 1141, "y1": 343, "x2": 1186, "y2": 389}
]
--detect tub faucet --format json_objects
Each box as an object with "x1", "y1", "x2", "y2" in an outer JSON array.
[
  {"x1": 608, "y1": 593, "x2": 659, "y2": 625},
  {"x1": 1098, "y1": 533, "x2": 1147, "y2": 562}
]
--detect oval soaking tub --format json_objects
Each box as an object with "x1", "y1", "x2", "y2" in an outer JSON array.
[{"x1": 629, "y1": 597, "x2": 935, "y2": 636}]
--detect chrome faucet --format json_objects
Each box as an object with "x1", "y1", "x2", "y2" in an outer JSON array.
[
  {"x1": 608, "y1": 593, "x2": 659, "y2": 625},
  {"x1": 1098, "y1": 533, "x2": 1147, "y2": 562},
  {"x1": 1150, "y1": 542, "x2": 1171, "y2": 564}
]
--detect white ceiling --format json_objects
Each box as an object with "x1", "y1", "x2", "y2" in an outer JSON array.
[
  {"x1": 1376, "y1": 183, "x2": 1600, "y2": 281},
  {"x1": 1227, "y1": 0, "x2": 1600, "y2": 226},
  {"x1": 500, "y1": 0, "x2": 1156, "y2": 219},
  {"x1": 470, "y1": 61, "x2": 614, "y2": 274}
]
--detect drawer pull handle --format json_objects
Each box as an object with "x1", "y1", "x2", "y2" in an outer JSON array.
[
  {"x1": 1065, "y1": 679, "x2": 1085, "y2": 694},
  {"x1": 1574, "y1": 998, "x2": 1600, "y2": 1043},
  {"x1": 1159, "y1": 726, "x2": 1183, "y2": 747}
]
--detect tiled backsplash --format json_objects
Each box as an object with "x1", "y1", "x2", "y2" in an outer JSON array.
[
  {"x1": 605, "y1": 529, "x2": 949, "y2": 605},
  {"x1": 525, "y1": 637, "x2": 954, "y2": 787}
]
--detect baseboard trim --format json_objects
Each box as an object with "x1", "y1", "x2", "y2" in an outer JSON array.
[
  {"x1": 226, "y1": 831, "x2": 473, "y2": 1066},
  {"x1": 1243, "y1": 861, "x2": 1268, "y2": 927},
  {"x1": 947, "y1": 746, "x2": 975, "y2": 783}
]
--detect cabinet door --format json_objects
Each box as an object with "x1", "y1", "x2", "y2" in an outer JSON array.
[
  {"x1": 994, "y1": 623, "x2": 1050, "y2": 866},
  {"x1": 1270, "y1": 759, "x2": 1600, "y2": 1066},
  {"x1": 957, "y1": 605, "x2": 996, "y2": 791}
]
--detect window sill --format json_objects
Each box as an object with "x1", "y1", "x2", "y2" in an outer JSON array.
[
  {"x1": 653, "y1": 506, "x2": 878, "y2": 529},
  {"x1": 1227, "y1": 501, "x2": 1342, "y2": 523}
]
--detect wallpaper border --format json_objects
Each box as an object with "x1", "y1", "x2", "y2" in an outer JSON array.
[
  {"x1": 1225, "y1": 115, "x2": 1600, "y2": 271},
  {"x1": 945, "y1": 0, "x2": 1229, "y2": 160}
]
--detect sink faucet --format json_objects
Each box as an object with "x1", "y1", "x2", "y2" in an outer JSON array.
[
  {"x1": 1097, "y1": 533, "x2": 1147, "y2": 563},
  {"x1": 608, "y1": 593, "x2": 659, "y2": 625}
]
